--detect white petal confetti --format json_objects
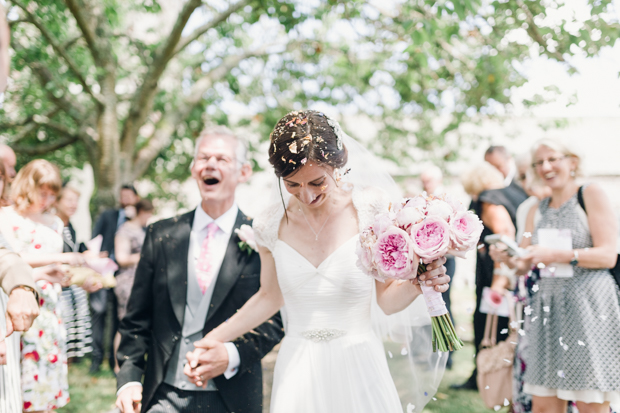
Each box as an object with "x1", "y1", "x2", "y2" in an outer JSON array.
[
  {"x1": 544, "y1": 318, "x2": 548, "y2": 325},
  {"x1": 557, "y1": 370, "x2": 565, "y2": 378},
  {"x1": 388, "y1": 351, "x2": 393, "y2": 358},
  {"x1": 531, "y1": 316, "x2": 538, "y2": 322},
  {"x1": 485, "y1": 385, "x2": 490, "y2": 390},
  {"x1": 503, "y1": 359, "x2": 511, "y2": 363},
  {"x1": 543, "y1": 306, "x2": 550, "y2": 313},
  {"x1": 524, "y1": 306, "x2": 533, "y2": 316},
  {"x1": 523, "y1": 232, "x2": 532, "y2": 238},
  {"x1": 559, "y1": 337, "x2": 563, "y2": 345},
  {"x1": 518, "y1": 329, "x2": 525, "y2": 336},
  {"x1": 563, "y1": 344, "x2": 568, "y2": 351},
  {"x1": 432, "y1": 397, "x2": 437, "y2": 401},
  {"x1": 537, "y1": 262, "x2": 546, "y2": 269},
  {"x1": 532, "y1": 284, "x2": 539, "y2": 292},
  {"x1": 401, "y1": 348, "x2": 408, "y2": 356},
  {"x1": 494, "y1": 405, "x2": 501, "y2": 411},
  {"x1": 510, "y1": 341, "x2": 518, "y2": 345},
  {"x1": 460, "y1": 327, "x2": 466, "y2": 332},
  {"x1": 510, "y1": 321, "x2": 518, "y2": 329},
  {"x1": 406, "y1": 403, "x2": 416, "y2": 413},
  {"x1": 504, "y1": 398, "x2": 510, "y2": 406},
  {"x1": 578, "y1": 340, "x2": 585, "y2": 346},
  {"x1": 500, "y1": 328, "x2": 509, "y2": 334},
  {"x1": 600, "y1": 314, "x2": 608, "y2": 321}
]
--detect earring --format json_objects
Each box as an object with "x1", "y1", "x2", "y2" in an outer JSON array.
[{"x1": 570, "y1": 170, "x2": 576, "y2": 177}]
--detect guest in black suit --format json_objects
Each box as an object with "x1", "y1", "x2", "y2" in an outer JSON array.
[
  {"x1": 90, "y1": 184, "x2": 139, "y2": 373},
  {"x1": 116, "y1": 127, "x2": 284, "y2": 413},
  {"x1": 484, "y1": 145, "x2": 529, "y2": 204}
]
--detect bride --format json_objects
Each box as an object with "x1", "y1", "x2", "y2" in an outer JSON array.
[{"x1": 185, "y1": 110, "x2": 451, "y2": 412}]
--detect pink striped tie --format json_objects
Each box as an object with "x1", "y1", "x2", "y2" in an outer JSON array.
[{"x1": 196, "y1": 222, "x2": 218, "y2": 294}]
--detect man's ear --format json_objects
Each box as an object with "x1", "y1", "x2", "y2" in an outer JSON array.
[{"x1": 238, "y1": 162, "x2": 252, "y2": 183}]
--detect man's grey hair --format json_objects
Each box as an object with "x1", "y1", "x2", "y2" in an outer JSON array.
[
  {"x1": 193, "y1": 125, "x2": 248, "y2": 166},
  {"x1": 485, "y1": 145, "x2": 510, "y2": 159}
]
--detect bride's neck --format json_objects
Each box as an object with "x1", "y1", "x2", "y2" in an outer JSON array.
[{"x1": 294, "y1": 190, "x2": 342, "y2": 218}]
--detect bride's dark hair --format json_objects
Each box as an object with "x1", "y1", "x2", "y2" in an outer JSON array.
[{"x1": 269, "y1": 110, "x2": 348, "y2": 178}]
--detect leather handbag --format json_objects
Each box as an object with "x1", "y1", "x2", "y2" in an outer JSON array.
[{"x1": 476, "y1": 296, "x2": 517, "y2": 409}]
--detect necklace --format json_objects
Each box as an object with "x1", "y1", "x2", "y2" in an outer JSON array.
[{"x1": 299, "y1": 206, "x2": 334, "y2": 241}]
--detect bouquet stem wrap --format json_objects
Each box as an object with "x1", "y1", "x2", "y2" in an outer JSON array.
[{"x1": 418, "y1": 263, "x2": 463, "y2": 353}]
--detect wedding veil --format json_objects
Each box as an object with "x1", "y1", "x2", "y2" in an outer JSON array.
[{"x1": 266, "y1": 116, "x2": 447, "y2": 412}]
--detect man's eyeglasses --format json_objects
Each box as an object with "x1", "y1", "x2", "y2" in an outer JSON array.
[{"x1": 531, "y1": 156, "x2": 566, "y2": 169}]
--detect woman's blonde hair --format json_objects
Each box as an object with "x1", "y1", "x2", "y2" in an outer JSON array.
[
  {"x1": 0, "y1": 159, "x2": 9, "y2": 206},
  {"x1": 11, "y1": 159, "x2": 62, "y2": 213},
  {"x1": 461, "y1": 162, "x2": 504, "y2": 198},
  {"x1": 530, "y1": 138, "x2": 581, "y2": 176}
]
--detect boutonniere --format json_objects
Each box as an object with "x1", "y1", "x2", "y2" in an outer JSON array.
[{"x1": 235, "y1": 224, "x2": 257, "y2": 255}]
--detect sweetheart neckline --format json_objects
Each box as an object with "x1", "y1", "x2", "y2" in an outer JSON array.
[{"x1": 276, "y1": 235, "x2": 358, "y2": 270}]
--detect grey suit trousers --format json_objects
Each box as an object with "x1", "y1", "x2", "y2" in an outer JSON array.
[{"x1": 146, "y1": 383, "x2": 229, "y2": 413}]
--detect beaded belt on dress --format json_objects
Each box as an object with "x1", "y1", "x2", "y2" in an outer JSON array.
[{"x1": 301, "y1": 328, "x2": 347, "y2": 342}]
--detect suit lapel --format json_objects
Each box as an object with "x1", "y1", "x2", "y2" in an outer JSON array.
[
  {"x1": 166, "y1": 211, "x2": 195, "y2": 327},
  {"x1": 205, "y1": 211, "x2": 250, "y2": 324}
]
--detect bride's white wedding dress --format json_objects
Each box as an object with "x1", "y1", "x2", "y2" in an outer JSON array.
[{"x1": 254, "y1": 186, "x2": 405, "y2": 413}]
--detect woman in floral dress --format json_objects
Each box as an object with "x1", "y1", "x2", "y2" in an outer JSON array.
[{"x1": 6, "y1": 160, "x2": 84, "y2": 412}]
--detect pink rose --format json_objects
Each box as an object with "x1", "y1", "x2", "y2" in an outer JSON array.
[
  {"x1": 235, "y1": 224, "x2": 257, "y2": 251},
  {"x1": 449, "y1": 211, "x2": 483, "y2": 257},
  {"x1": 444, "y1": 194, "x2": 466, "y2": 213},
  {"x1": 372, "y1": 226, "x2": 416, "y2": 280},
  {"x1": 410, "y1": 216, "x2": 451, "y2": 263},
  {"x1": 425, "y1": 199, "x2": 454, "y2": 221}
]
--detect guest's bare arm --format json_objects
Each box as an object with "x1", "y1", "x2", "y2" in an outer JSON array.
[{"x1": 115, "y1": 233, "x2": 140, "y2": 267}]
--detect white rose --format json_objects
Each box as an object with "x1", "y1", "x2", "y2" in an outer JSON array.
[
  {"x1": 235, "y1": 224, "x2": 257, "y2": 251},
  {"x1": 425, "y1": 199, "x2": 453, "y2": 221}
]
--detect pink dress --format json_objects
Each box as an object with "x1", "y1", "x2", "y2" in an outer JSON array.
[{"x1": 8, "y1": 209, "x2": 70, "y2": 411}]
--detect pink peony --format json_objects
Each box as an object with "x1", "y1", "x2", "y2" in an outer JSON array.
[
  {"x1": 396, "y1": 207, "x2": 425, "y2": 231},
  {"x1": 373, "y1": 212, "x2": 395, "y2": 235},
  {"x1": 449, "y1": 210, "x2": 483, "y2": 257},
  {"x1": 235, "y1": 224, "x2": 257, "y2": 251},
  {"x1": 372, "y1": 226, "x2": 416, "y2": 280},
  {"x1": 357, "y1": 229, "x2": 378, "y2": 276},
  {"x1": 410, "y1": 216, "x2": 451, "y2": 263},
  {"x1": 425, "y1": 199, "x2": 454, "y2": 221},
  {"x1": 444, "y1": 194, "x2": 466, "y2": 213}
]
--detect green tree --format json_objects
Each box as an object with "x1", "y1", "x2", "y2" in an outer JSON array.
[{"x1": 1, "y1": 0, "x2": 618, "y2": 210}]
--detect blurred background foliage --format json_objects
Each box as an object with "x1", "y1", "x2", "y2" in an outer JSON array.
[{"x1": 0, "y1": 0, "x2": 618, "y2": 210}]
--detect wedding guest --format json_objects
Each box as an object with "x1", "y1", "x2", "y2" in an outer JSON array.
[
  {"x1": 452, "y1": 162, "x2": 516, "y2": 391},
  {"x1": 0, "y1": 156, "x2": 39, "y2": 413},
  {"x1": 7, "y1": 159, "x2": 85, "y2": 412},
  {"x1": 496, "y1": 139, "x2": 620, "y2": 413},
  {"x1": 420, "y1": 165, "x2": 456, "y2": 369},
  {"x1": 55, "y1": 185, "x2": 102, "y2": 361},
  {"x1": 112, "y1": 198, "x2": 153, "y2": 372},
  {"x1": 90, "y1": 184, "x2": 139, "y2": 374},
  {"x1": 0, "y1": 144, "x2": 17, "y2": 182},
  {"x1": 485, "y1": 145, "x2": 528, "y2": 207}
]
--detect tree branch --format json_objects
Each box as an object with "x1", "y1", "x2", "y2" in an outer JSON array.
[
  {"x1": 516, "y1": 0, "x2": 569, "y2": 64},
  {"x1": 130, "y1": 48, "x2": 267, "y2": 179},
  {"x1": 12, "y1": 134, "x2": 80, "y2": 155},
  {"x1": 120, "y1": 0, "x2": 202, "y2": 153},
  {"x1": 12, "y1": 0, "x2": 103, "y2": 105},
  {"x1": 29, "y1": 61, "x2": 85, "y2": 121},
  {"x1": 173, "y1": 0, "x2": 253, "y2": 56},
  {"x1": 64, "y1": 0, "x2": 102, "y2": 64}
]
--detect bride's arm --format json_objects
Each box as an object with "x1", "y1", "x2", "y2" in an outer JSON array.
[
  {"x1": 375, "y1": 257, "x2": 449, "y2": 315},
  {"x1": 205, "y1": 246, "x2": 283, "y2": 343}
]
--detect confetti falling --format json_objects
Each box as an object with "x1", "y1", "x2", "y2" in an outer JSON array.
[
  {"x1": 557, "y1": 370, "x2": 565, "y2": 378},
  {"x1": 532, "y1": 284, "x2": 539, "y2": 292},
  {"x1": 537, "y1": 262, "x2": 546, "y2": 269},
  {"x1": 485, "y1": 386, "x2": 490, "y2": 390},
  {"x1": 500, "y1": 328, "x2": 508, "y2": 334},
  {"x1": 544, "y1": 318, "x2": 548, "y2": 325},
  {"x1": 524, "y1": 306, "x2": 533, "y2": 315},
  {"x1": 494, "y1": 405, "x2": 501, "y2": 411},
  {"x1": 460, "y1": 327, "x2": 466, "y2": 332},
  {"x1": 401, "y1": 348, "x2": 408, "y2": 356},
  {"x1": 503, "y1": 359, "x2": 511, "y2": 363},
  {"x1": 578, "y1": 340, "x2": 585, "y2": 346},
  {"x1": 388, "y1": 351, "x2": 393, "y2": 358},
  {"x1": 518, "y1": 329, "x2": 525, "y2": 336},
  {"x1": 504, "y1": 398, "x2": 510, "y2": 406},
  {"x1": 600, "y1": 314, "x2": 608, "y2": 321},
  {"x1": 406, "y1": 404, "x2": 415, "y2": 413},
  {"x1": 543, "y1": 306, "x2": 550, "y2": 313},
  {"x1": 510, "y1": 321, "x2": 518, "y2": 329},
  {"x1": 531, "y1": 316, "x2": 538, "y2": 322},
  {"x1": 523, "y1": 232, "x2": 532, "y2": 238}
]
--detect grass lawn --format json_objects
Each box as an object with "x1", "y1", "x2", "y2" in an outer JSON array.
[{"x1": 58, "y1": 287, "x2": 499, "y2": 413}]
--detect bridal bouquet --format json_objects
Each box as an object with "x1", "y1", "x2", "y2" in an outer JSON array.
[{"x1": 357, "y1": 193, "x2": 483, "y2": 352}]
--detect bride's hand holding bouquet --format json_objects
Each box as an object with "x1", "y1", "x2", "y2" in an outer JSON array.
[{"x1": 357, "y1": 193, "x2": 483, "y2": 352}]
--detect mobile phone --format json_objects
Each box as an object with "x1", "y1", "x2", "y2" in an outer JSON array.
[{"x1": 484, "y1": 234, "x2": 527, "y2": 257}]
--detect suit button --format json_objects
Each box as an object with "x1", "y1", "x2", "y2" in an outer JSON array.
[
  {"x1": 184, "y1": 338, "x2": 190, "y2": 344},
  {"x1": 172, "y1": 336, "x2": 178, "y2": 342}
]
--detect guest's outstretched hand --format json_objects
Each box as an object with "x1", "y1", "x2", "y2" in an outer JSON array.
[{"x1": 184, "y1": 338, "x2": 229, "y2": 388}]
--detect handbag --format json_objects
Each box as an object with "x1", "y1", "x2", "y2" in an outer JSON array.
[
  {"x1": 577, "y1": 186, "x2": 620, "y2": 289},
  {"x1": 476, "y1": 295, "x2": 517, "y2": 409}
]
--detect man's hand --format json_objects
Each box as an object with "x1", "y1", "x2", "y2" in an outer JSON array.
[
  {"x1": 116, "y1": 385, "x2": 142, "y2": 413},
  {"x1": 183, "y1": 338, "x2": 229, "y2": 388},
  {"x1": 6, "y1": 287, "x2": 39, "y2": 335}
]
